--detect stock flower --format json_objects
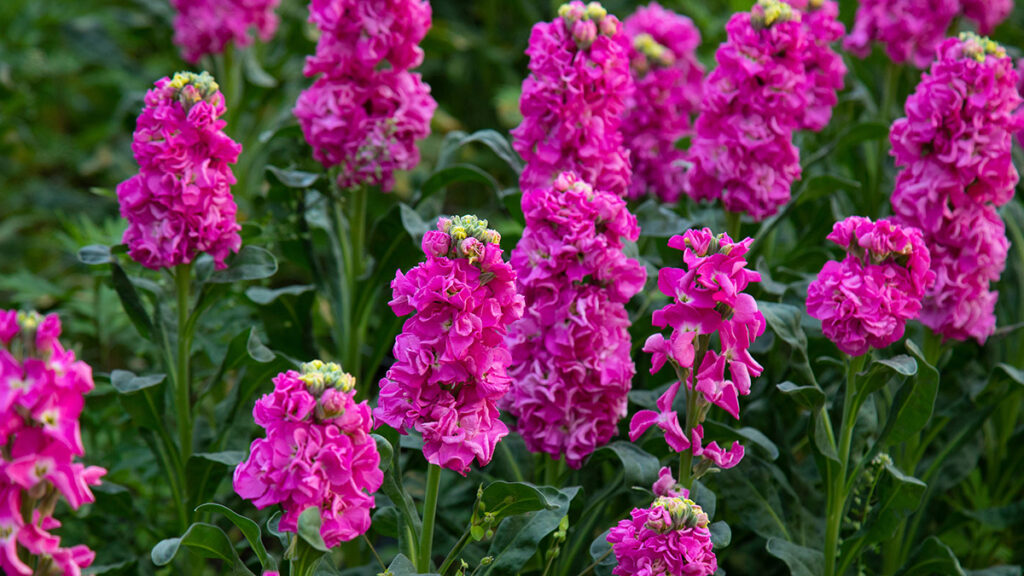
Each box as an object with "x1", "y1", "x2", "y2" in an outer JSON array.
[
  {"x1": 607, "y1": 475, "x2": 717, "y2": 576},
  {"x1": 512, "y1": 1, "x2": 634, "y2": 197},
  {"x1": 684, "y1": 0, "x2": 809, "y2": 221},
  {"x1": 506, "y1": 173, "x2": 645, "y2": 467},
  {"x1": 294, "y1": 71, "x2": 436, "y2": 192},
  {"x1": 117, "y1": 72, "x2": 242, "y2": 270},
  {"x1": 296, "y1": 0, "x2": 436, "y2": 192},
  {"x1": 844, "y1": 0, "x2": 958, "y2": 68},
  {"x1": 622, "y1": 2, "x2": 704, "y2": 202},
  {"x1": 375, "y1": 216, "x2": 525, "y2": 474},
  {"x1": 631, "y1": 229, "x2": 764, "y2": 471},
  {"x1": 0, "y1": 311, "x2": 105, "y2": 575},
  {"x1": 961, "y1": 0, "x2": 1013, "y2": 35},
  {"x1": 889, "y1": 34, "x2": 1022, "y2": 343},
  {"x1": 787, "y1": 0, "x2": 846, "y2": 132},
  {"x1": 806, "y1": 217, "x2": 934, "y2": 356},
  {"x1": 234, "y1": 361, "x2": 383, "y2": 548},
  {"x1": 170, "y1": 0, "x2": 281, "y2": 64}
]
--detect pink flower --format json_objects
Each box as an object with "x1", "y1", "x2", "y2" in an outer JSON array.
[
  {"x1": 806, "y1": 217, "x2": 934, "y2": 356},
  {"x1": 512, "y1": 1, "x2": 634, "y2": 197},
  {"x1": 629, "y1": 382, "x2": 688, "y2": 452},
  {"x1": 505, "y1": 173, "x2": 645, "y2": 468},
  {"x1": 961, "y1": 0, "x2": 1013, "y2": 35},
  {"x1": 622, "y1": 3, "x2": 704, "y2": 202},
  {"x1": 844, "y1": 0, "x2": 958, "y2": 68},
  {"x1": 787, "y1": 0, "x2": 847, "y2": 131},
  {"x1": 607, "y1": 492, "x2": 717, "y2": 576},
  {"x1": 684, "y1": 0, "x2": 809, "y2": 221},
  {"x1": 170, "y1": 0, "x2": 281, "y2": 64},
  {"x1": 375, "y1": 216, "x2": 525, "y2": 474},
  {"x1": 117, "y1": 72, "x2": 242, "y2": 270},
  {"x1": 234, "y1": 361, "x2": 382, "y2": 548},
  {"x1": 0, "y1": 311, "x2": 104, "y2": 574}
]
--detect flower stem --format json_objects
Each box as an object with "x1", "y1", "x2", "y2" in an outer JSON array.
[
  {"x1": 725, "y1": 210, "x2": 742, "y2": 240},
  {"x1": 174, "y1": 264, "x2": 193, "y2": 463},
  {"x1": 419, "y1": 463, "x2": 442, "y2": 572},
  {"x1": 824, "y1": 353, "x2": 867, "y2": 576}
]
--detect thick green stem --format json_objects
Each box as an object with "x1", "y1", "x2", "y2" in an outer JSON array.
[
  {"x1": 725, "y1": 210, "x2": 742, "y2": 241},
  {"x1": 824, "y1": 354, "x2": 867, "y2": 576},
  {"x1": 174, "y1": 264, "x2": 193, "y2": 463},
  {"x1": 347, "y1": 186, "x2": 368, "y2": 381},
  {"x1": 419, "y1": 464, "x2": 442, "y2": 572}
]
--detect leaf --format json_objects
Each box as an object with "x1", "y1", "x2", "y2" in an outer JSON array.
[
  {"x1": 765, "y1": 537, "x2": 824, "y2": 576},
  {"x1": 483, "y1": 486, "x2": 580, "y2": 576},
  {"x1": 690, "y1": 480, "x2": 717, "y2": 519},
  {"x1": 845, "y1": 463, "x2": 926, "y2": 553},
  {"x1": 435, "y1": 129, "x2": 523, "y2": 174},
  {"x1": 760, "y1": 302, "x2": 817, "y2": 386},
  {"x1": 242, "y1": 48, "x2": 277, "y2": 87},
  {"x1": 633, "y1": 198, "x2": 692, "y2": 237},
  {"x1": 192, "y1": 451, "x2": 245, "y2": 467},
  {"x1": 796, "y1": 174, "x2": 862, "y2": 206},
  {"x1": 266, "y1": 165, "x2": 319, "y2": 188},
  {"x1": 298, "y1": 506, "x2": 329, "y2": 552},
  {"x1": 420, "y1": 164, "x2": 499, "y2": 200},
  {"x1": 246, "y1": 329, "x2": 275, "y2": 363},
  {"x1": 966, "y1": 568, "x2": 1023, "y2": 576},
  {"x1": 151, "y1": 522, "x2": 255, "y2": 574},
  {"x1": 82, "y1": 559, "x2": 135, "y2": 574},
  {"x1": 479, "y1": 481, "x2": 555, "y2": 521},
  {"x1": 996, "y1": 363, "x2": 1024, "y2": 387},
  {"x1": 78, "y1": 244, "x2": 112, "y2": 265},
  {"x1": 777, "y1": 381, "x2": 825, "y2": 410},
  {"x1": 963, "y1": 502, "x2": 1024, "y2": 530},
  {"x1": 812, "y1": 407, "x2": 839, "y2": 463},
  {"x1": 709, "y1": 521, "x2": 731, "y2": 549},
  {"x1": 245, "y1": 284, "x2": 315, "y2": 304},
  {"x1": 195, "y1": 502, "x2": 276, "y2": 571},
  {"x1": 860, "y1": 354, "x2": 917, "y2": 398},
  {"x1": 209, "y1": 246, "x2": 278, "y2": 284},
  {"x1": 110, "y1": 370, "x2": 166, "y2": 393},
  {"x1": 591, "y1": 442, "x2": 661, "y2": 489},
  {"x1": 896, "y1": 536, "x2": 965, "y2": 576},
  {"x1": 879, "y1": 342, "x2": 937, "y2": 446},
  {"x1": 588, "y1": 529, "x2": 616, "y2": 576},
  {"x1": 372, "y1": 434, "x2": 393, "y2": 473},
  {"x1": 187, "y1": 452, "x2": 245, "y2": 512},
  {"x1": 399, "y1": 202, "x2": 432, "y2": 243},
  {"x1": 110, "y1": 261, "x2": 154, "y2": 339},
  {"x1": 386, "y1": 553, "x2": 441, "y2": 576},
  {"x1": 701, "y1": 422, "x2": 780, "y2": 461}
]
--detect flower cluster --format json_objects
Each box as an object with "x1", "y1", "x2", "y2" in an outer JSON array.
[
  {"x1": 889, "y1": 34, "x2": 1023, "y2": 342},
  {"x1": 621, "y1": 2, "x2": 704, "y2": 203},
  {"x1": 234, "y1": 361, "x2": 382, "y2": 548},
  {"x1": 375, "y1": 216, "x2": 524, "y2": 474},
  {"x1": 505, "y1": 172, "x2": 646, "y2": 468},
  {"x1": 806, "y1": 217, "x2": 934, "y2": 356},
  {"x1": 961, "y1": 0, "x2": 1013, "y2": 35},
  {"x1": 684, "y1": 0, "x2": 809, "y2": 221},
  {"x1": 117, "y1": 72, "x2": 242, "y2": 270},
  {"x1": 786, "y1": 0, "x2": 847, "y2": 132},
  {"x1": 631, "y1": 229, "x2": 765, "y2": 472},
  {"x1": 170, "y1": 0, "x2": 281, "y2": 64},
  {"x1": 0, "y1": 311, "x2": 105, "y2": 576},
  {"x1": 511, "y1": 1, "x2": 634, "y2": 197},
  {"x1": 295, "y1": 0, "x2": 436, "y2": 192},
  {"x1": 607, "y1": 468, "x2": 717, "y2": 576}
]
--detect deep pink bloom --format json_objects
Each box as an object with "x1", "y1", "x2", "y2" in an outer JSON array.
[
  {"x1": 806, "y1": 217, "x2": 934, "y2": 356},
  {"x1": 684, "y1": 1, "x2": 809, "y2": 221},
  {"x1": 376, "y1": 217, "x2": 525, "y2": 474},
  {"x1": 117, "y1": 72, "x2": 242, "y2": 270},
  {"x1": 512, "y1": 2, "x2": 634, "y2": 197},
  {"x1": 844, "y1": 0, "x2": 958, "y2": 68},
  {"x1": 506, "y1": 173, "x2": 645, "y2": 468},
  {"x1": 0, "y1": 311, "x2": 104, "y2": 574},
  {"x1": 622, "y1": 3, "x2": 704, "y2": 202},
  {"x1": 234, "y1": 362, "x2": 382, "y2": 548},
  {"x1": 170, "y1": 0, "x2": 281, "y2": 64},
  {"x1": 294, "y1": 71, "x2": 436, "y2": 192},
  {"x1": 607, "y1": 488, "x2": 717, "y2": 576},
  {"x1": 787, "y1": 0, "x2": 847, "y2": 131},
  {"x1": 961, "y1": 0, "x2": 1013, "y2": 35}
]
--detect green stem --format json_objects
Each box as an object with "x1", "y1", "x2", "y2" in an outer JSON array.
[
  {"x1": 174, "y1": 264, "x2": 193, "y2": 463},
  {"x1": 578, "y1": 549, "x2": 613, "y2": 576},
  {"x1": 544, "y1": 457, "x2": 561, "y2": 486},
  {"x1": 725, "y1": 210, "x2": 742, "y2": 241},
  {"x1": 438, "y1": 529, "x2": 472, "y2": 575},
  {"x1": 419, "y1": 464, "x2": 442, "y2": 572},
  {"x1": 922, "y1": 329, "x2": 943, "y2": 368},
  {"x1": 347, "y1": 186, "x2": 368, "y2": 381},
  {"x1": 824, "y1": 353, "x2": 867, "y2": 576}
]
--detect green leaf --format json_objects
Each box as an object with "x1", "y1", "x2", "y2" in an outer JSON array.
[
  {"x1": 588, "y1": 529, "x2": 615, "y2": 576},
  {"x1": 760, "y1": 302, "x2": 817, "y2": 386},
  {"x1": 860, "y1": 354, "x2": 917, "y2": 398},
  {"x1": 702, "y1": 422, "x2": 780, "y2": 461},
  {"x1": 151, "y1": 523, "x2": 255, "y2": 574},
  {"x1": 879, "y1": 342, "x2": 937, "y2": 446},
  {"x1": 187, "y1": 452, "x2": 245, "y2": 510},
  {"x1": 963, "y1": 502, "x2": 1024, "y2": 530},
  {"x1": 78, "y1": 244, "x2": 112, "y2": 265},
  {"x1": 110, "y1": 261, "x2": 154, "y2": 339},
  {"x1": 298, "y1": 506, "x2": 330, "y2": 552},
  {"x1": 420, "y1": 164, "x2": 499, "y2": 200},
  {"x1": 267, "y1": 165, "x2": 319, "y2": 188},
  {"x1": 483, "y1": 486, "x2": 579, "y2": 576},
  {"x1": 966, "y1": 568, "x2": 1023, "y2": 576},
  {"x1": 996, "y1": 363, "x2": 1024, "y2": 387},
  {"x1": 479, "y1": 481, "x2": 555, "y2": 520},
  {"x1": 110, "y1": 370, "x2": 165, "y2": 393},
  {"x1": 709, "y1": 521, "x2": 731, "y2": 549},
  {"x1": 209, "y1": 246, "x2": 278, "y2": 284},
  {"x1": 845, "y1": 462, "x2": 926, "y2": 553},
  {"x1": 777, "y1": 381, "x2": 825, "y2": 410},
  {"x1": 246, "y1": 328, "x2": 275, "y2": 363},
  {"x1": 591, "y1": 441, "x2": 661, "y2": 489},
  {"x1": 896, "y1": 536, "x2": 965, "y2": 576},
  {"x1": 372, "y1": 434, "x2": 394, "y2": 473},
  {"x1": 195, "y1": 502, "x2": 276, "y2": 571},
  {"x1": 796, "y1": 174, "x2": 862, "y2": 206},
  {"x1": 633, "y1": 198, "x2": 692, "y2": 237},
  {"x1": 765, "y1": 537, "x2": 824, "y2": 576},
  {"x1": 386, "y1": 553, "x2": 441, "y2": 576},
  {"x1": 435, "y1": 129, "x2": 523, "y2": 174},
  {"x1": 82, "y1": 559, "x2": 135, "y2": 574},
  {"x1": 399, "y1": 202, "x2": 432, "y2": 243},
  {"x1": 242, "y1": 48, "x2": 277, "y2": 88},
  {"x1": 812, "y1": 407, "x2": 839, "y2": 463},
  {"x1": 245, "y1": 284, "x2": 315, "y2": 304}
]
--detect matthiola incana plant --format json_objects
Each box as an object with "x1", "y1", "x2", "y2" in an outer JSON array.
[{"x1": 169, "y1": 0, "x2": 281, "y2": 64}]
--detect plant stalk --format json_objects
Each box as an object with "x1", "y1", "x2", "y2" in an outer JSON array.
[
  {"x1": 174, "y1": 264, "x2": 193, "y2": 463},
  {"x1": 419, "y1": 463, "x2": 442, "y2": 572}
]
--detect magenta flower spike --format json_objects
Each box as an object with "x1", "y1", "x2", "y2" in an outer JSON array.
[
  {"x1": 684, "y1": 0, "x2": 810, "y2": 221},
  {"x1": 621, "y1": 2, "x2": 704, "y2": 203},
  {"x1": 375, "y1": 216, "x2": 525, "y2": 475},
  {"x1": 116, "y1": 71, "x2": 243, "y2": 270},
  {"x1": 845, "y1": 0, "x2": 958, "y2": 68},
  {"x1": 785, "y1": 0, "x2": 847, "y2": 132},
  {"x1": 0, "y1": 311, "x2": 106, "y2": 576},
  {"x1": 512, "y1": 1, "x2": 634, "y2": 197},
  {"x1": 234, "y1": 361, "x2": 383, "y2": 548},
  {"x1": 505, "y1": 172, "x2": 646, "y2": 468},
  {"x1": 170, "y1": 0, "x2": 281, "y2": 64},
  {"x1": 889, "y1": 34, "x2": 1023, "y2": 343}
]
